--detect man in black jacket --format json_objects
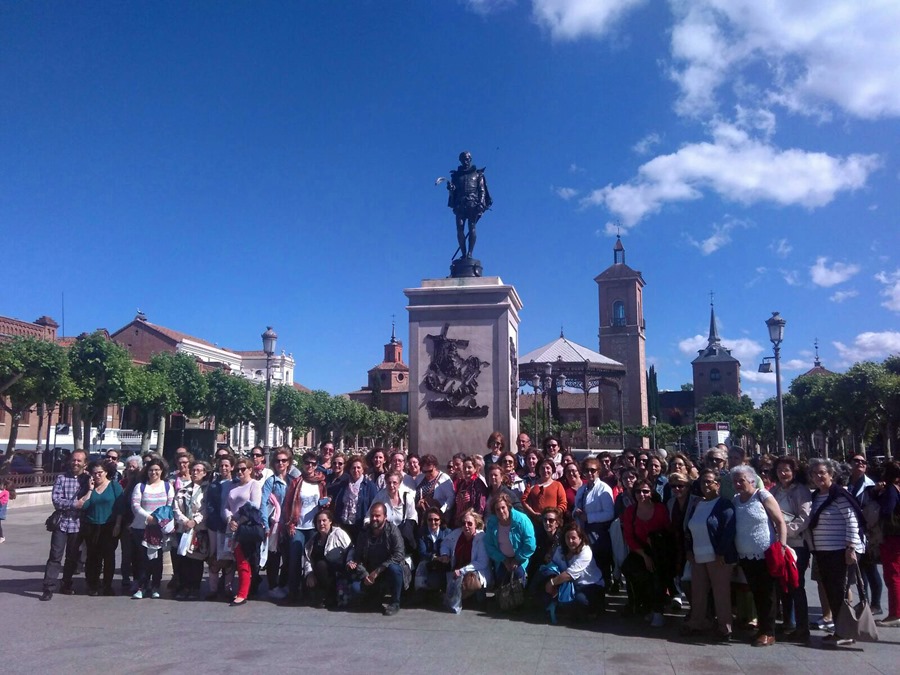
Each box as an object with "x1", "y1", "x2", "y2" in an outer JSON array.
[{"x1": 346, "y1": 502, "x2": 406, "y2": 615}]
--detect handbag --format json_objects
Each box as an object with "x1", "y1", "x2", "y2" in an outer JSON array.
[
  {"x1": 835, "y1": 563, "x2": 879, "y2": 642},
  {"x1": 45, "y1": 510, "x2": 63, "y2": 532},
  {"x1": 496, "y1": 577, "x2": 525, "y2": 611}
]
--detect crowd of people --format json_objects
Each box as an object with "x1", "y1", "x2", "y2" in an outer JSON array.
[{"x1": 36, "y1": 434, "x2": 900, "y2": 647}]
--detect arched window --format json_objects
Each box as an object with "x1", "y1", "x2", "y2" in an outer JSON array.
[
  {"x1": 612, "y1": 301, "x2": 626, "y2": 326},
  {"x1": 710, "y1": 368, "x2": 721, "y2": 381}
]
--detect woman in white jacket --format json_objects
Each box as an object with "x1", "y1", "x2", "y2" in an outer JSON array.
[
  {"x1": 302, "y1": 509, "x2": 352, "y2": 607},
  {"x1": 437, "y1": 508, "x2": 492, "y2": 613},
  {"x1": 172, "y1": 460, "x2": 209, "y2": 599}
]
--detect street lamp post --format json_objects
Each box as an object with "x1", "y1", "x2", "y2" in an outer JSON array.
[
  {"x1": 765, "y1": 312, "x2": 787, "y2": 457},
  {"x1": 261, "y1": 326, "x2": 277, "y2": 461},
  {"x1": 650, "y1": 415, "x2": 657, "y2": 452},
  {"x1": 543, "y1": 363, "x2": 553, "y2": 441},
  {"x1": 530, "y1": 374, "x2": 540, "y2": 443}
]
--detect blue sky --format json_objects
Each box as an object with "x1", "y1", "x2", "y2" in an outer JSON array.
[{"x1": 3, "y1": 1, "x2": 899, "y2": 404}]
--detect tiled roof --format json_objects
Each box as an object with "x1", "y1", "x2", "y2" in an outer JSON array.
[
  {"x1": 293, "y1": 382, "x2": 312, "y2": 393},
  {"x1": 802, "y1": 365, "x2": 834, "y2": 377},
  {"x1": 370, "y1": 362, "x2": 410, "y2": 372},
  {"x1": 142, "y1": 321, "x2": 220, "y2": 349},
  {"x1": 594, "y1": 262, "x2": 645, "y2": 282},
  {"x1": 520, "y1": 336, "x2": 625, "y2": 370}
]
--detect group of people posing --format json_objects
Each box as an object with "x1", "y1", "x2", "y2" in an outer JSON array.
[{"x1": 39, "y1": 434, "x2": 900, "y2": 647}]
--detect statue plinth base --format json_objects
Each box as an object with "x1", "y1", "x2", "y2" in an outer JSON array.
[
  {"x1": 405, "y1": 277, "x2": 522, "y2": 466},
  {"x1": 450, "y1": 257, "x2": 483, "y2": 278}
]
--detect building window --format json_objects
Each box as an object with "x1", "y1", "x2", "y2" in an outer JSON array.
[
  {"x1": 710, "y1": 368, "x2": 721, "y2": 381},
  {"x1": 612, "y1": 301, "x2": 626, "y2": 326}
]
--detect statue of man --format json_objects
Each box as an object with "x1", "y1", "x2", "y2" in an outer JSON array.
[{"x1": 447, "y1": 151, "x2": 492, "y2": 259}]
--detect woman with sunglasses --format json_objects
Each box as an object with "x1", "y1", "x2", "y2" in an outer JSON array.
[
  {"x1": 542, "y1": 436, "x2": 564, "y2": 479},
  {"x1": 172, "y1": 460, "x2": 210, "y2": 599},
  {"x1": 415, "y1": 507, "x2": 451, "y2": 596},
  {"x1": 682, "y1": 469, "x2": 737, "y2": 641},
  {"x1": 573, "y1": 457, "x2": 616, "y2": 589},
  {"x1": 225, "y1": 457, "x2": 262, "y2": 605},
  {"x1": 664, "y1": 472, "x2": 697, "y2": 612},
  {"x1": 621, "y1": 479, "x2": 670, "y2": 627},
  {"x1": 261, "y1": 448, "x2": 297, "y2": 600},
  {"x1": 80, "y1": 460, "x2": 124, "y2": 596},
  {"x1": 439, "y1": 508, "x2": 492, "y2": 613},
  {"x1": 484, "y1": 431, "x2": 506, "y2": 467}
]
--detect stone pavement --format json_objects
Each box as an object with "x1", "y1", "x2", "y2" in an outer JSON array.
[{"x1": 0, "y1": 505, "x2": 897, "y2": 675}]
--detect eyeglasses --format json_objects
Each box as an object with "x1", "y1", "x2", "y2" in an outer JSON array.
[
  {"x1": 490, "y1": 441, "x2": 502, "y2": 447},
  {"x1": 275, "y1": 458, "x2": 290, "y2": 464},
  {"x1": 548, "y1": 443, "x2": 559, "y2": 448},
  {"x1": 852, "y1": 459, "x2": 867, "y2": 464},
  {"x1": 427, "y1": 517, "x2": 441, "y2": 522},
  {"x1": 584, "y1": 468, "x2": 599, "y2": 474},
  {"x1": 90, "y1": 471, "x2": 105, "y2": 477},
  {"x1": 304, "y1": 460, "x2": 318, "y2": 466},
  {"x1": 542, "y1": 517, "x2": 558, "y2": 523},
  {"x1": 637, "y1": 489, "x2": 653, "y2": 495},
  {"x1": 251, "y1": 454, "x2": 264, "y2": 459},
  {"x1": 106, "y1": 456, "x2": 118, "y2": 461},
  {"x1": 671, "y1": 484, "x2": 687, "y2": 490},
  {"x1": 236, "y1": 466, "x2": 250, "y2": 473}
]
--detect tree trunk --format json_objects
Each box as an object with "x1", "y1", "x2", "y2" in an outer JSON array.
[
  {"x1": 885, "y1": 422, "x2": 893, "y2": 459},
  {"x1": 5, "y1": 414, "x2": 20, "y2": 454},
  {"x1": 157, "y1": 408, "x2": 166, "y2": 455},
  {"x1": 73, "y1": 406, "x2": 84, "y2": 451},
  {"x1": 35, "y1": 403, "x2": 45, "y2": 452},
  {"x1": 83, "y1": 418, "x2": 92, "y2": 455}
]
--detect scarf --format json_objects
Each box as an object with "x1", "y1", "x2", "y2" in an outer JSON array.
[
  {"x1": 417, "y1": 473, "x2": 440, "y2": 506},
  {"x1": 284, "y1": 473, "x2": 325, "y2": 536}
]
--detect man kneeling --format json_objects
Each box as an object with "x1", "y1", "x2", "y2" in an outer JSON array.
[{"x1": 345, "y1": 502, "x2": 408, "y2": 615}]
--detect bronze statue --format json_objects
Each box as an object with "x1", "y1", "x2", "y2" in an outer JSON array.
[{"x1": 439, "y1": 151, "x2": 492, "y2": 266}]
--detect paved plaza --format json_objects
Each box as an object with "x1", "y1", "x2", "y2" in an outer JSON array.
[{"x1": 0, "y1": 504, "x2": 897, "y2": 675}]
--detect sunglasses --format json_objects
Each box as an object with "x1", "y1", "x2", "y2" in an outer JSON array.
[
  {"x1": 585, "y1": 468, "x2": 599, "y2": 473},
  {"x1": 304, "y1": 460, "x2": 318, "y2": 466},
  {"x1": 637, "y1": 489, "x2": 653, "y2": 494},
  {"x1": 251, "y1": 454, "x2": 264, "y2": 459},
  {"x1": 236, "y1": 466, "x2": 250, "y2": 473},
  {"x1": 543, "y1": 517, "x2": 558, "y2": 523},
  {"x1": 275, "y1": 458, "x2": 290, "y2": 463}
]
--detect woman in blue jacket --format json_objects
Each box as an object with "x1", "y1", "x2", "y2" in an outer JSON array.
[
  {"x1": 484, "y1": 493, "x2": 536, "y2": 586},
  {"x1": 682, "y1": 468, "x2": 737, "y2": 642}
]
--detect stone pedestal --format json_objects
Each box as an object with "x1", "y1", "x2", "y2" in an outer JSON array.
[{"x1": 405, "y1": 277, "x2": 522, "y2": 464}]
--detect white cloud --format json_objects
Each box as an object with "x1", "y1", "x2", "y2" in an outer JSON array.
[
  {"x1": 686, "y1": 216, "x2": 750, "y2": 255},
  {"x1": 829, "y1": 289, "x2": 859, "y2": 303},
  {"x1": 463, "y1": 0, "x2": 515, "y2": 16},
  {"x1": 834, "y1": 331, "x2": 900, "y2": 363},
  {"x1": 678, "y1": 333, "x2": 765, "y2": 364},
  {"x1": 553, "y1": 186, "x2": 579, "y2": 200},
  {"x1": 783, "y1": 358, "x2": 808, "y2": 371},
  {"x1": 632, "y1": 132, "x2": 661, "y2": 155},
  {"x1": 569, "y1": 163, "x2": 584, "y2": 173},
  {"x1": 742, "y1": 369, "x2": 775, "y2": 384},
  {"x1": 769, "y1": 238, "x2": 792, "y2": 258},
  {"x1": 781, "y1": 269, "x2": 801, "y2": 286},
  {"x1": 667, "y1": 1, "x2": 900, "y2": 120},
  {"x1": 580, "y1": 120, "x2": 879, "y2": 227},
  {"x1": 875, "y1": 269, "x2": 900, "y2": 312},
  {"x1": 810, "y1": 256, "x2": 860, "y2": 287},
  {"x1": 532, "y1": 0, "x2": 648, "y2": 40},
  {"x1": 742, "y1": 385, "x2": 772, "y2": 406}
]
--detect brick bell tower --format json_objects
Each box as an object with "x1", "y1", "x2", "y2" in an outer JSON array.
[{"x1": 595, "y1": 236, "x2": 648, "y2": 431}]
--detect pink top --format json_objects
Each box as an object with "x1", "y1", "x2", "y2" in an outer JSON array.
[{"x1": 622, "y1": 503, "x2": 670, "y2": 552}]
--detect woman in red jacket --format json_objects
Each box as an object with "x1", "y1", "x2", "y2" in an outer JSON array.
[{"x1": 622, "y1": 478, "x2": 670, "y2": 627}]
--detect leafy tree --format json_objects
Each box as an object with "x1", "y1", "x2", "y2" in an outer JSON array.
[
  {"x1": 697, "y1": 392, "x2": 755, "y2": 442},
  {"x1": 145, "y1": 352, "x2": 207, "y2": 452},
  {"x1": 68, "y1": 331, "x2": 132, "y2": 452},
  {"x1": 125, "y1": 364, "x2": 177, "y2": 454},
  {"x1": 0, "y1": 337, "x2": 70, "y2": 455},
  {"x1": 204, "y1": 369, "x2": 255, "y2": 430},
  {"x1": 832, "y1": 362, "x2": 886, "y2": 454},
  {"x1": 680, "y1": 382, "x2": 694, "y2": 392},
  {"x1": 270, "y1": 384, "x2": 309, "y2": 441},
  {"x1": 646, "y1": 366, "x2": 660, "y2": 420}
]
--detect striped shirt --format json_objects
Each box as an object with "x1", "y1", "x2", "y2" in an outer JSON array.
[
  {"x1": 810, "y1": 491, "x2": 863, "y2": 553},
  {"x1": 131, "y1": 481, "x2": 174, "y2": 530}
]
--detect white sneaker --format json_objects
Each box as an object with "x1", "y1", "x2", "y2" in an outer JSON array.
[
  {"x1": 0, "y1": 537, "x2": 6, "y2": 543},
  {"x1": 131, "y1": 590, "x2": 143, "y2": 600},
  {"x1": 670, "y1": 596, "x2": 684, "y2": 612},
  {"x1": 650, "y1": 612, "x2": 665, "y2": 628},
  {"x1": 268, "y1": 586, "x2": 288, "y2": 600}
]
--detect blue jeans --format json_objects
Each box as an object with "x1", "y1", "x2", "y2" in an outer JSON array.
[
  {"x1": 349, "y1": 562, "x2": 404, "y2": 606},
  {"x1": 287, "y1": 528, "x2": 313, "y2": 598},
  {"x1": 778, "y1": 545, "x2": 810, "y2": 631}
]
